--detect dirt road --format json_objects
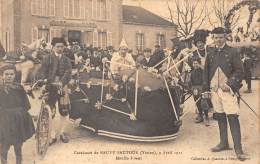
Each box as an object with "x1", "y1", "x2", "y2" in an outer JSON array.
[{"x1": 7, "y1": 81, "x2": 260, "y2": 164}]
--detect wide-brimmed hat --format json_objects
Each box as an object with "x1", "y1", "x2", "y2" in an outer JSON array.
[
  {"x1": 193, "y1": 29, "x2": 210, "y2": 44},
  {"x1": 51, "y1": 37, "x2": 67, "y2": 46}
]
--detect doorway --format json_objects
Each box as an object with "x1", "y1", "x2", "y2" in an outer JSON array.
[{"x1": 68, "y1": 30, "x2": 81, "y2": 44}]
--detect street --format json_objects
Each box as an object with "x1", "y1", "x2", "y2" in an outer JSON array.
[{"x1": 7, "y1": 81, "x2": 260, "y2": 164}]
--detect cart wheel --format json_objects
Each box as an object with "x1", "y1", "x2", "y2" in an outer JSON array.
[{"x1": 36, "y1": 103, "x2": 51, "y2": 159}]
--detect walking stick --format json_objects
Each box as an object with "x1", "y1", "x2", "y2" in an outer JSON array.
[{"x1": 239, "y1": 95, "x2": 260, "y2": 120}]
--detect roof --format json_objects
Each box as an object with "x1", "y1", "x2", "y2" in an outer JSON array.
[{"x1": 122, "y1": 5, "x2": 176, "y2": 27}]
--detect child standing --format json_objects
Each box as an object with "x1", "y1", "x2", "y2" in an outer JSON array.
[
  {"x1": 190, "y1": 60, "x2": 209, "y2": 126},
  {"x1": 0, "y1": 64, "x2": 35, "y2": 164}
]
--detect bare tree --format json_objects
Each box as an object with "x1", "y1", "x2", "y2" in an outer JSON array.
[
  {"x1": 206, "y1": 0, "x2": 240, "y2": 30},
  {"x1": 166, "y1": 0, "x2": 207, "y2": 37}
]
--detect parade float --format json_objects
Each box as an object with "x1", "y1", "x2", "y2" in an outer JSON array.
[{"x1": 69, "y1": 60, "x2": 183, "y2": 142}]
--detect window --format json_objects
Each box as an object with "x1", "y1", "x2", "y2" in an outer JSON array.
[
  {"x1": 93, "y1": 29, "x2": 98, "y2": 47},
  {"x1": 98, "y1": 31, "x2": 107, "y2": 48},
  {"x1": 84, "y1": 30, "x2": 111, "y2": 47},
  {"x1": 86, "y1": 0, "x2": 93, "y2": 19},
  {"x1": 31, "y1": 0, "x2": 55, "y2": 16},
  {"x1": 32, "y1": 27, "x2": 38, "y2": 42},
  {"x1": 50, "y1": 28, "x2": 61, "y2": 41},
  {"x1": 38, "y1": 29, "x2": 50, "y2": 42},
  {"x1": 99, "y1": 0, "x2": 106, "y2": 20},
  {"x1": 92, "y1": 0, "x2": 111, "y2": 20},
  {"x1": 32, "y1": 27, "x2": 52, "y2": 42},
  {"x1": 84, "y1": 31, "x2": 94, "y2": 45},
  {"x1": 156, "y1": 33, "x2": 166, "y2": 49},
  {"x1": 136, "y1": 33, "x2": 145, "y2": 51},
  {"x1": 64, "y1": 0, "x2": 85, "y2": 19}
]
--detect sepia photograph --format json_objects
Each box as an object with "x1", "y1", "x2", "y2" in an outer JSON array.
[{"x1": 0, "y1": 0, "x2": 259, "y2": 163}]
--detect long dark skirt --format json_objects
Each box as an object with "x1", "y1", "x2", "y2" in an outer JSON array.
[{"x1": 0, "y1": 107, "x2": 35, "y2": 145}]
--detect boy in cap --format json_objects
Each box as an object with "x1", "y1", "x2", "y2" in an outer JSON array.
[
  {"x1": 202, "y1": 27, "x2": 246, "y2": 161},
  {"x1": 40, "y1": 37, "x2": 72, "y2": 145},
  {"x1": 139, "y1": 48, "x2": 159, "y2": 68},
  {"x1": 190, "y1": 59, "x2": 209, "y2": 125}
]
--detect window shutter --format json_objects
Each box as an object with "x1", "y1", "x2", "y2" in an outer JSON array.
[
  {"x1": 93, "y1": 29, "x2": 98, "y2": 47},
  {"x1": 50, "y1": 28, "x2": 61, "y2": 41},
  {"x1": 142, "y1": 33, "x2": 145, "y2": 51},
  {"x1": 136, "y1": 33, "x2": 139, "y2": 51},
  {"x1": 156, "y1": 34, "x2": 159, "y2": 46},
  {"x1": 80, "y1": 0, "x2": 85, "y2": 19},
  {"x1": 86, "y1": 0, "x2": 91, "y2": 19},
  {"x1": 107, "y1": 31, "x2": 112, "y2": 46},
  {"x1": 32, "y1": 27, "x2": 38, "y2": 42},
  {"x1": 50, "y1": 28, "x2": 54, "y2": 41},
  {"x1": 31, "y1": 0, "x2": 37, "y2": 15},
  {"x1": 103, "y1": 32, "x2": 107, "y2": 48},
  {"x1": 49, "y1": 0, "x2": 55, "y2": 16},
  {"x1": 42, "y1": 0, "x2": 46, "y2": 16},
  {"x1": 64, "y1": 0, "x2": 69, "y2": 17},
  {"x1": 106, "y1": 0, "x2": 111, "y2": 20},
  {"x1": 96, "y1": 0, "x2": 99, "y2": 19},
  {"x1": 37, "y1": 0, "x2": 41, "y2": 15},
  {"x1": 163, "y1": 34, "x2": 166, "y2": 48},
  {"x1": 86, "y1": 31, "x2": 94, "y2": 45},
  {"x1": 92, "y1": 0, "x2": 97, "y2": 19}
]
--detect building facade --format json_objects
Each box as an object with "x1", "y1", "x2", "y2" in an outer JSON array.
[
  {"x1": 0, "y1": 0, "x2": 176, "y2": 52},
  {"x1": 122, "y1": 5, "x2": 177, "y2": 53},
  {"x1": 0, "y1": 0, "x2": 123, "y2": 51}
]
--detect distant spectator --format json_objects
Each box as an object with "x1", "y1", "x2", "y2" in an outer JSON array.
[{"x1": 241, "y1": 48, "x2": 253, "y2": 93}]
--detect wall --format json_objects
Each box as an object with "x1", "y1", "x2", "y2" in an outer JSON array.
[
  {"x1": 122, "y1": 23, "x2": 177, "y2": 52},
  {"x1": 5, "y1": 0, "x2": 123, "y2": 50}
]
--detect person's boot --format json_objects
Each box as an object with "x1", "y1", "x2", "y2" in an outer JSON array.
[
  {"x1": 60, "y1": 132, "x2": 69, "y2": 143},
  {"x1": 195, "y1": 114, "x2": 200, "y2": 121},
  {"x1": 243, "y1": 89, "x2": 252, "y2": 93},
  {"x1": 211, "y1": 113, "x2": 230, "y2": 152},
  {"x1": 1, "y1": 158, "x2": 7, "y2": 164},
  {"x1": 16, "y1": 156, "x2": 22, "y2": 164},
  {"x1": 49, "y1": 137, "x2": 57, "y2": 146},
  {"x1": 1, "y1": 159, "x2": 7, "y2": 164},
  {"x1": 227, "y1": 114, "x2": 247, "y2": 161},
  {"x1": 1, "y1": 144, "x2": 9, "y2": 164},
  {"x1": 14, "y1": 144, "x2": 22, "y2": 164},
  {"x1": 195, "y1": 115, "x2": 203, "y2": 123},
  {"x1": 204, "y1": 116, "x2": 210, "y2": 126}
]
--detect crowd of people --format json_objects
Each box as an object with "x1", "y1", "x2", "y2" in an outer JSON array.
[
  {"x1": 1, "y1": 25, "x2": 259, "y2": 163},
  {"x1": 233, "y1": 27, "x2": 260, "y2": 42}
]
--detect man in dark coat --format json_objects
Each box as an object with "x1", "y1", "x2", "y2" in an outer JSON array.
[
  {"x1": 203, "y1": 27, "x2": 246, "y2": 161},
  {"x1": 90, "y1": 47, "x2": 102, "y2": 69},
  {"x1": 40, "y1": 37, "x2": 72, "y2": 144},
  {"x1": 139, "y1": 48, "x2": 159, "y2": 68},
  {"x1": 241, "y1": 49, "x2": 253, "y2": 93},
  {"x1": 152, "y1": 45, "x2": 165, "y2": 70}
]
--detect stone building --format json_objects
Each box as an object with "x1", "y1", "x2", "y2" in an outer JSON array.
[
  {"x1": 122, "y1": 5, "x2": 177, "y2": 52},
  {"x1": 0, "y1": 0, "x2": 177, "y2": 52}
]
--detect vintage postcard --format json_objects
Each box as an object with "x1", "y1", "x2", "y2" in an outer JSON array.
[{"x1": 0, "y1": 0, "x2": 259, "y2": 163}]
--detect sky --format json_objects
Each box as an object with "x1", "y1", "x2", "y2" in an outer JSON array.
[{"x1": 123, "y1": 0, "x2": 259, "y2": 32}]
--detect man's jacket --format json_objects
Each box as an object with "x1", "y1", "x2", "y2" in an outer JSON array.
[
  {"x1": 203, "y1": 44, "x2": 244, "y2": 92},
  {"x1": 40, "y1": 52, "x2": 72, "y2": 85}
]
